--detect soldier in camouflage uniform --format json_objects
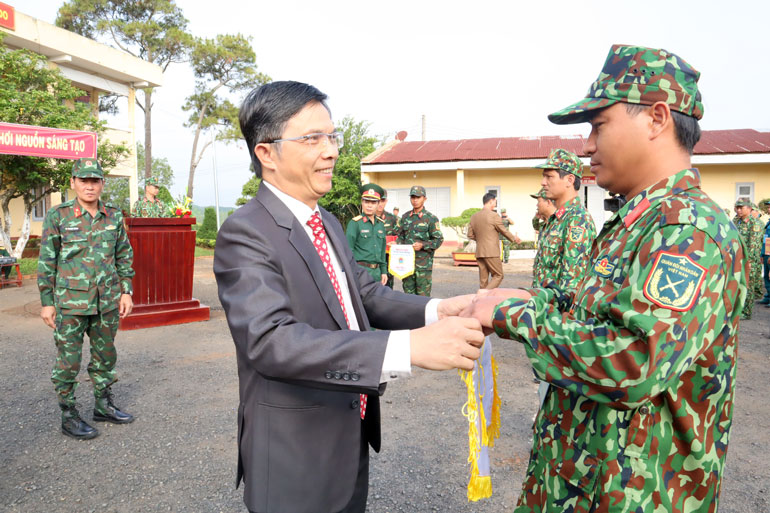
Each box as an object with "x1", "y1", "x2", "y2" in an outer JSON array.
[
  {"x1": 397, "y1": 185, "x2": 443, "y2": 296},
  {"x1": 346, "y1": 184, "x2": 388, "y2": 284},
  {"x1": 759, "y1": 199, "x2": 770, "y2": 305},
  {"x1": 532, "y1": 149, "x2": 596, "y2": 291},
  {"x1": 529, "y1": 187, "x2": 555, "y2": 248},
  {"x1": 376, "y1": 188, "x2": 400, "y2": 288},
  {"x1": 499, "y1": 208, "x2": 513, "y2": 263},
  {"x1": 733, "y1": 197, "x2": 762, "y2": 319},
  {"x1": 467, "y1": 45, "x2": 746, "y2": 512},
  {"x1": 750, "y1": 202, "x2": 764, "y2": 300},
  {"x1": 131, "y1": 176, "x2": 168, "y2": 217},
  {"x1": 39, "y1": 158, "x2": 136, "y2": 440}
]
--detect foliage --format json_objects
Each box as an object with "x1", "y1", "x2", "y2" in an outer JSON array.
[
  {"x1": 197, "y1": 207, "x2": 219, "y2": 239},
  {"x1": 236, "y1": 174, "x2": 261, "y2": 206},
  {"x1": 441, "y1": 208, "x2": 482, "y2": 250},
  {"x1": 168, "y1": 194, "x2": 192, "y2": 217},
  {"x1": 157, "y1": 186, "x2": 174, "y2": 205},
  {"x1": 183, "y1": 33, "x2": 270, "y2": 200},
  {"x1": 195, "y1": 239, "x2": 216, "y2": 250},
  {"x1": 56, "y1": 0, "x2": 193, "y2": 178},
  {"x1": 18, "y1": 258, "x2": 38, "y2": 276},
  {"x1": 319, "y1": 116, "x2": 379, "y2": 227},
  {"x1": 0, "y1": 44, "x2": 129, "y2": 258}
]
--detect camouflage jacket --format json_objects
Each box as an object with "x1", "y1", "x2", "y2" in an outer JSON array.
[
  {"x1": 397, "y1": 208, "x2": 443, "y2": 269},
  {"x1": 38, "y1": 199, "x2": 134, "y2": 315},
  {"x1": 733, "y1": 215, "x2": 762, "y2": 261},
  {"x1": 132, "y1": 196, "x2": 168, "y2": 218},
  {"x1": 532, "y1": 196, "x2": 596, "y2": 294},
  {"x1": 763, "y1": 218, "x2": 770, "y2": 256},
  {"x1": 492, "y1": 169, "x2": 746, "y2": 512},
  {"x1": 345, "y1": 215, "x2": 387, "y2": 276},
  {"x1": 380, "y1": 211, "x2": 400, "y2": 236},
  {"x1": 499, "y1": 216, "x2": 512, "y2": 240}
]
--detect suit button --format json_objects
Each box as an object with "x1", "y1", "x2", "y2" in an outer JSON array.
[
  {"x1": 324, "y1": 371, "x2": 333, "y2": 379},
  {"x1": 351, "y1": 400, "x2": 359, "y2": 409},
  {"x1": 350, "y1": 372, "x2": 360, "y2": 382},
  {"x1": 342, "y1": 373, "x2": 350, "y2": 381},
  {"x1": 639, "y1": 406, "x2": 650, "y2": 415},
  {"x1": 334, "y1": 371, "x2": 342, "y2": 380}
]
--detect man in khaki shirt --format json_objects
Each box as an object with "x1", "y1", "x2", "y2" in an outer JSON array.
[{"x1": 468, "y1": 192, "x2": 520, "y2": 289}]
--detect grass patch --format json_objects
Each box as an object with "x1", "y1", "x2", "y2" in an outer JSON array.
[
  {"x1": 19, "y1": 257, "x2": 38, "y2": 276},
  {"x1": 195, "y1": 246, "x2": 215, "y2": 257}
]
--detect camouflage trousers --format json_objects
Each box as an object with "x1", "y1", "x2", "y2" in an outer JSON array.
[
  {"x1": 752, "y1": 256, "x2": 763, "y2": 299},
  {"x1": 402, "y1": 268, "x2": 433, "y2": 296},
  {"x1": 502, "y1": 240, "x2": 511, "y2": 263},
  {"x1": 52, "y1": 309, "x2": 120, "y2": 408}
]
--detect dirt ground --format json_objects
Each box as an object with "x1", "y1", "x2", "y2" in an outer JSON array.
[{"x1": 0, "y1": 257, "x2": 768, "y2": 512}]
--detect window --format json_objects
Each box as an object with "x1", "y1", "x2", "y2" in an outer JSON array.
[
  {"x1": 736, "y1": 182, "x2": 754, "y2": 202},
  {"x1": 32, "y1": 186, "x2": 50, "y2": 221},
  {"x1": 484, "y1": 186, "x2": 501, "y2": 205}
]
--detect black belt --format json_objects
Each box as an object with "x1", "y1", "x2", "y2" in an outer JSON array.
[{"x1": 357, "y1": 261, "x2": 379, "y2": 269}]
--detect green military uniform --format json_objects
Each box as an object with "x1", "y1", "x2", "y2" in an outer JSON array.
[
  {"x1": 38, "y1": 158, "x2": 135, "y2": 438},
  {"x1": 346, "y1": 184, "x2": 387, "y2": 283},
  {"x1": 733, "y1": 198, "x2": 762, "y2": 319},
  {"x1": 131, "y1": 177, "x2": 168, "y2": 217},
  {"x1": 750, "y1": 202, "x2": 764, "y2": 300},
  {"x1": 397, "y1": 186, "x2": 443, "y2": 296},
  {"x1": 499, "y1": 208, "x2": 513, "y2": 263},
  {"x1": 531, "y1": 150, "x2": 597, "y2": 292},
  {"x1": 492, "y1": 46, "x2": 745, "y2": 512},
  {"x1": 529, "y1": 188, "x2": 550, "y2": 249},
  {"x1": 379, "y1": 190, "x2": 400, "y2": 289}
]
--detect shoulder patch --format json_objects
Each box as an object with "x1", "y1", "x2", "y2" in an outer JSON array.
[
  {"x1": 643, "y1": 252, "x2": 706, "y2": 311},
  {"x1": 568, "y1": 226, "x2": 586, "y2": 243},
  {"x1": 352, "y1": 215, "x2": 362, "y2": 221},
  {"x1": 593, "y1": 256, "x2": 615, "y2": 277}
]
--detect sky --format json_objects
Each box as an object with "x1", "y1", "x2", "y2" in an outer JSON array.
[{"x1": 19, "y1": 0, "x2": 770, "y2": 208}]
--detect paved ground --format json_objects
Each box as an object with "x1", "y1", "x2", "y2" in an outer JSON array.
[{"x1": 0, "y1": 256, "x2": 768, "y2": 512}]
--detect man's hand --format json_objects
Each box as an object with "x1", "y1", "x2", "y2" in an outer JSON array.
[
  {"x1": 514, "y1": 233, "x2": 522, "y2": 244},
  {"x1": 119, "y1": 294, "x2": 133, "y2": 318},
  {"x1": 437, "y1": 294, "x2": 477, "y2": 319},
  {"x1": 40, "y1": 306, "x2": 56, "y2": 329},
  {"x1": 413, "y1": 241, "x2": 424, "y2": 251},
  {"x1": 410, "y1": 317, "x2": 484, "y2": 371},
  {"x1": 380, "y1": 274, "x2": 388, "y2": 285},
  {"x1": 461, "y1": 288, "x2": 532, "y2": 334}
]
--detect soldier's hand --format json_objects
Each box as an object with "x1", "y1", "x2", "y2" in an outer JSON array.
[
  {"x1": 413, "y1": 241, "x2": 424, "y2": 251},
  {"x1": 40, "y1": 306, "x2": 56, "y2": 329},
  {"x1": 514, "y1": 233, "x2": 522, "y2": 244},
  {"x1": 409, "y1": 316, "x2": 484, "y2": 371},
  {"x1": 119, "y1": 294, "x2": 133, "y2": 318},
  {"x1": 380, "y1": 274, "x2": 388, "y2": 285},
  {"x1": 437, "y1": 294, "x2": 477, "y2": 319}
]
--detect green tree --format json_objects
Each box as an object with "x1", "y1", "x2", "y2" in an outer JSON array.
[
  {"x1": 56, "y1": 0, "x2": 192, "y2": 180},
  {"x1": 102, "y1": 141, "x2": 175, "y2": 211},
  {"x1": 318, "y1": 116, "x2": 379, "y2": 227},
  {"x1": 0, "y1": 44, "x2": 129, "y2": 258},
  {"x1": 442, "y1": 208, "x2": 481, "y2": 250},
  {"x1": 235, "y1": 173, "x2": 261, "y2": 206},
  {"x1": 197, "y1": 206, "x2": 218, "y2": 240},
  {"x1": 183, "y1": 33, "x2": 269, "y2": 200}
]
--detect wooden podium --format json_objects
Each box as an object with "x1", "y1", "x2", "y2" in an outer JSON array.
[{"x1": 120, "y1": 217, "x2": 210, "y2": 330}]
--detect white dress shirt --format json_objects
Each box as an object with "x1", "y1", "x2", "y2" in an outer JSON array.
[{"x1": 263, "y1": 181, "x2": 440, "y2": 382}]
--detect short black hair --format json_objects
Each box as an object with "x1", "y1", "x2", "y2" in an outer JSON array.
[
  {"x1": 556, "y1": 170, "x2": 581, "y2": 191},
  {"x1": 482, "y1": 192, "x2": 497, "y2": 205},
  {"x1": 624, "y1": 101, "x2": 701, "y2": 155},
  {"x1": 239, "y1": 81, "x2": 329, "y2": 178}
]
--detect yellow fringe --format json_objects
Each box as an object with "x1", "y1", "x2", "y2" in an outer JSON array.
[
  {"x1": 460, "y1": 365, "x2": 495, "y2": 502},
  {"x1": 487, "y1": 355, "x2": 502, "y2": 447},
  {"x1": 467, "y1": 475, "x2": 493, "y2": 502}
]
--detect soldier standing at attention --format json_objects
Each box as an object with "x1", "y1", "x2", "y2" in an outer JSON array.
[
  {"x1": 38, "y1": 158, "x2": 136, "y2": 440},
  {"x1": 397, "y1": 186, "x2": 443, "y2": 296},
  {"x1": 750, "y1": 202, "x2": 764, "y2": 301},
  {"x1": 376, "y1": 188, "x2": 400, "y2": 288},
  {"x1": 346, "y1": 184, "x2": 388, "y2": 285},
  {"x1": 466, "y1": 45, "x2": 746, "y2": 512},
  {"x1": 532, "y1": 149, "x2": 596, "y2": 292},
  {"x1": 499, "y1": 208, "x2": 513, "y2": 263},
  {"x1": 529, "y1": 187, "x2": 555, "y2": 248},
  {"x1": 132, "y1": 176, "x2": 168, "y2": 217},
  {"x1": 734, "y1": 198, "x2": 762, "y2": 319}
]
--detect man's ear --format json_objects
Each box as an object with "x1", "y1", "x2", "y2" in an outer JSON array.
[
  {"x1": 254, "y1": 143, "x2": 277, "y2": 173},
  {"x1": 648, "y1": 101, "x2": 672, "y2": 141}
]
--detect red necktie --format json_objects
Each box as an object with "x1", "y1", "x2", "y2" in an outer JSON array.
[{"x1": 307, "y1": 212, "x2": 367, "y2": 420}]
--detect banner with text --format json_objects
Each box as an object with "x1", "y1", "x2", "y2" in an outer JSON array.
[{"x1": 0, "y1": 122, "x2": 97, "y2": 160}]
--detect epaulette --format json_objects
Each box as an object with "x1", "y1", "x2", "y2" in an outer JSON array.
[
  {"x1": 376, "y1": 215, "x2": 384, "y2": 222},
  {"x1": 352, "y1": 215, "x2": 363, "y2": 221}
]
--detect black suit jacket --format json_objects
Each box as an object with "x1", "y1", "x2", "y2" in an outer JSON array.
[{"x1": 214, "y1": 185, "x2": 430, "y2": 513}]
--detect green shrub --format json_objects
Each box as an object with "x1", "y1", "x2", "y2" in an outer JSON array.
[{"x1": 197, "y1": 207, "x2": 218, "y2": 240}]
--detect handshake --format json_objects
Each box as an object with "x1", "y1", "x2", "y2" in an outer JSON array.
[{"x1": 409, "y1": 288, "x2": 532, "y2": 372}]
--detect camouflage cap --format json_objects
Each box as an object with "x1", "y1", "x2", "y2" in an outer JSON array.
[
  {"x1": 71, "y1": 158, "x2": 103, "y2": 179},
  {"x1": 735, "y1": 198, "x2": 752, "y2": 207},
  {"x1": 361, "y1": 183, "x2": 383, "y2": 200},
  {"x1": 500, "y1": 208, "x2": 507, "y2": 213},
  {"x1": 535, "y1": 148, "x2": 584, "y2": 178},
  {"x1": 409, "y1": 185, "x2": 426, "y2": 197},
  {"x1": 548, "y1": 44, "x2": 704, "y2": 125},
  {"x1": 146, "y1": 177, "x2": 160, "y2": 187},
  {"x1": 530, "y1": 187, "x2": 548, "y2": 199}
]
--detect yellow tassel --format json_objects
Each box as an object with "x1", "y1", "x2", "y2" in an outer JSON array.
[
  {"x1": 467, "y1": 474, "x2": 493, "y2": 502},
  {"x1": 487, "y1": 355, "x2": 502, "y2": 447},
  {"x1": 460, "y1": 369, "x2": 490, "y2": 501}
]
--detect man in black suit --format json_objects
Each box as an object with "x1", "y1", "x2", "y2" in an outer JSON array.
[{"x1": 214, "y1": 81, "x2": 485, "y2": 513}]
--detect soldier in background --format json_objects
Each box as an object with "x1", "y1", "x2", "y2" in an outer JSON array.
[
  {"x1": 346, "y1": 184, "x2": 388, "y2": 285},
  {"x1": 750, "y1": 202, "x2": 764, "y2": 301},
  {"x1": 734, "y1": 197, "x2": 762, "y2": 319},
  {"x1": 376, "y1": 188, "x2": 399, "y2": 288},
  {"x1": 529, "y1": 187, "x2": 555, "y2": 249},
  {"x1": 759, "y1": 199, "x2": 770, "y2": 306},
  {"x1": 397, "y1": 186, "x2": 443, "y2": 296},
  {"x1": 38, "y1": 158, "x2": 136, "y2": 440},
  {"x1": 499, "y1": 208, "x2": 514, "y2": 263},
  {"x1": 132, "y1": 176, "x2": 168, "y2": 217}
]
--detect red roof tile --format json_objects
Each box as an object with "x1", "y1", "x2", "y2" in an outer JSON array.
[{"x1": 365, "y1": 129, "x2": 770, "y2": 165}]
